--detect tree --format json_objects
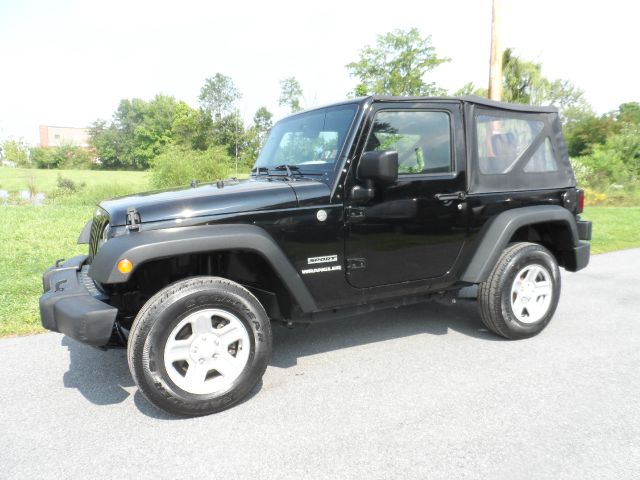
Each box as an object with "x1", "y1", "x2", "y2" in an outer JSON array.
[
  {"x1": 171, "y1": 101, "x2": 212, "y2": 151},
  {"x1": 241, "y1": 106, "x2": 274, "y2": 169},
  {"x1": 89, "y1": 94, "x2": 178, "y2": 169},
  {"x1": 30, "y1": 145, "x2": 92, "y2": 169},
  {"x1": 211, "y1": 111, "x2": 246, "y2": 159},
  {"x1": 453, "y1": 82, "x2": 488, "y2": 97},
  {"x1": 252, "y1": 106, "x2": 273, "y2": 143},
  {"x1": 618, "y1": 102, "x2": 640, "y2": 125},
  {"x1": 1, "y1": 139, "x2": 31, "y2": 167},
  {"x1": 346, "y1": 28, "x2": 449, "y2": 96},
  {"x1": 501, "y1": 48, "x2": 549, "y2": 105},
  {"x1": 563, "y1": 113, "x2": 616, "y2": 157},
  {"x1": 89, "y1": 119, "x2": 127, "y2": 169},
  {"x1": 198, "y1": 73, "x2": 241, "y2": 119},
  {"x1": 278, "y1": 77, "x2": 304, "y2": 113},
  {"x1": 501, "y1": 49, "x2": 592, "y2": 125},
  {"x1": 545, "y1": 79, "x2": 592, "y2": 124}
]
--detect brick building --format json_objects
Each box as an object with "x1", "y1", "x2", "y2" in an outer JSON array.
[{"x1": 39, "y1": 125, "x2": 90, "y2": 147}]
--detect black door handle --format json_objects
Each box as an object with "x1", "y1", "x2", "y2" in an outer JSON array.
[{"x1": 435, "y1": 192, "x2": 466, "y2": 202}]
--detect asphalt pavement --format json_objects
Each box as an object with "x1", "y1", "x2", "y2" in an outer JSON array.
[{"x1": 1, "y1": 249, "x2": 639, "y2": 479}]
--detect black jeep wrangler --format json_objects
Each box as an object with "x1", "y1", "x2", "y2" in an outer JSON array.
[{"x1": 40, "y1": 96, "x2": 592, "y2": 416}]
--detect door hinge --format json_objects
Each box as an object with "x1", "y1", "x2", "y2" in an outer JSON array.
[
  {"x1": 434, "y1": 191, "x2": 467, "y2": 202},
  {"x1": 347, "y1": 257, "x2": 367, "y2": 269}
]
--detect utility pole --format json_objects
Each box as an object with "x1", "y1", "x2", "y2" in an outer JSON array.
[{"x1": 488, "y1": 0, "x2": 503, "y2": 100}]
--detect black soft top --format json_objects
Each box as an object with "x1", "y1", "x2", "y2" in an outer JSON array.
[
  {"x1": 285, "y1": 95, "x2": 573, "y2": 194},
  {"x1": 282, "y1": 95, "x2": 559, "y2": 121},
  {"x1": 367, "y1": 95, "x2": 559, "y2": 113}
]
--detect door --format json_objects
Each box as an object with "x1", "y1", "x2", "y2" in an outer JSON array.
[{"x1": 345, "y1": 103, "x2": 467, "y2": 288}]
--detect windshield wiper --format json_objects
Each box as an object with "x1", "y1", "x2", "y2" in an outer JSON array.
[
  {"x1": 274, "y1": 164, "x2": 303, "y2": 179},
  {"x1": 252, "y1": 166, "x2": 270, "y2": 177}
]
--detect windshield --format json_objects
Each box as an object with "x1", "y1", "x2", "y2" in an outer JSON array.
[{"x1": 253, "y1": 104, "x2": 358, "y2": 177}]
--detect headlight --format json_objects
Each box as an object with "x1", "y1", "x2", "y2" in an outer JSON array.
[{"x1": 99, "y1": 223, "x2": 110, "y2": 247}]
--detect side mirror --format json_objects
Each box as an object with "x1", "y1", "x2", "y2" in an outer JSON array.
[{"x1": 357, "y1": 150, "x2": 398, "y2": 186}]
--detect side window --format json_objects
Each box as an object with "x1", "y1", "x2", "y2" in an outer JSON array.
[
  {"x1": 524, "y1": 138, "x2": 558, "y2": 172},
  {"x1": 366, "y1": 110, "x2": 452, "y2": 175},
  {"x1": 476, "y1": 115, "x2": 544, "y2": 174}
]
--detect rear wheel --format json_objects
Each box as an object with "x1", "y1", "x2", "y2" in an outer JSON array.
[
  {"x1": 478, "y1": 242, "x2": 560, "y2": 339},
  {"x1": 128, "y1": 276, "x2": 272, "y2": 416}
]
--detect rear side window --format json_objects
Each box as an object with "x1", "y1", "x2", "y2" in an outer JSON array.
[
  {"x1": 366, "y1": 111, "x2": 452, "y2": 175},
  {"x1": 476, "y1": 115, "x2": 544, "y2": 174},
  {"x1": 469, "y1": 108, "x2": 574, "y2": 194},
  {"x1": 523, "y1": 138, "x2": 558, "y2": 173}
]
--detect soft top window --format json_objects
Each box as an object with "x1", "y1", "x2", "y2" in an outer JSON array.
[
  {"x1": 468, "y1": 107, "x2": 574, "y2": 194},
  {"x1": 476, "y1": 115, "x2": 544, "y2": 174}
]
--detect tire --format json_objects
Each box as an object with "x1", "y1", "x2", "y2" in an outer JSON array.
[
  {"x1": 127, "y1": 276, "x2": 272, "y2": 416},
  {"x1": 478, "y1": 242, "x2": 561, "y2": 340}
]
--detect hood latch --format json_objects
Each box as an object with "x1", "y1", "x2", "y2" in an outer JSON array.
[{"x1": 126, "y1": 208, "x2": 141, "y2": 232}]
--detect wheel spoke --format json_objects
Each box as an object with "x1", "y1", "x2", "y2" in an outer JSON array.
[
  {"x1": 212, "y1": 353, "x2": 244, "y2": 378},
  {"x1": 527, "y1": 298, "x2": 544, "y2": 320},
  {"x1": 184, "y1": 361, "x2": 209, "y2": 388},
  {"x1": 165, "y1": 340, "x2": 191, "y2": 362},
  {"x1": 190, "y1": 315, "x2": 213, "y2": 335},
  {"x1": 525, "y1": 266, "x2": 540, "y2": 282},
  {"x1": 218, "y1": 324, "x2": 243, "y2": 347},
  {"x1": 513, "y1": 296, "x2": 527, "y2": 318},
  {"x1": 534, "y1": 281, "x2": 552, "y2": 298}
]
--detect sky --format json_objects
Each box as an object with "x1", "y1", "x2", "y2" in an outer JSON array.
[{"x1": 0, "y1": 0, "x2": 638, "y2": 144}]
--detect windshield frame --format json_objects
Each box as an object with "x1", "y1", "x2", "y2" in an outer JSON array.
[{"x1": 252, "y1": 102, "x2": 361, "y2": 184}]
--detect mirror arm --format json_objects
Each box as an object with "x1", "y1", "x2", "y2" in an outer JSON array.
[{"x1": 350, "y1": 180, "x2": 375, "y2": 204}]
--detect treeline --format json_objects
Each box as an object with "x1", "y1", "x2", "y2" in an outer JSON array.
[
  {"x1": 1, "y1": 73, "x2": 303, "y2": 187},
  {"x1": 343, "y1": 30, "x2": 640, "y2": 201},
  {"x1": 1, "y1": 28, "x2": 637, "y2": 197}
]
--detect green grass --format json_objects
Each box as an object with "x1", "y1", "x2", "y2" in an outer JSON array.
[
  {"x1": 0, "y1": 167, "x2": 150, "y2": 336},
  {"x1": 582, "y1": 206, "x2": 640, "y2": 254},
  {"x1": 0, "y1": 168, "x2": 638, "y2": 337},
  {"x1": 0, "y1": 167, "x2": 150, "y2": 195},
  {"x1": 0, "y1": 205, "x2": 92, "y2": 336}
]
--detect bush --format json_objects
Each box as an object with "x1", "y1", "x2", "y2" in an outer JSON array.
[
  {"x1": 606, "y1": 124, "x2": 640, "y2": 177},
  {"x1": 578, "y1": 148, "x2": 630, "y2": 186},
  {"x1": 1, "y1": 139, "x2": 31, "y2": 167},
  {"x1": 569, "y1": 158, "x2": 594, "y2": 187},
  {"x1": 574, "y1": 125, "x2": 640, "y2": 189},
  {"x1": 31, "y1": 145, "x2": 94, "y2": 169},
  {"x1": 56, "y1": 175, "x2": 79, "y2": 192},
  {"x1": 150, "y1": 145, "x2": 232, "y2": 189}
]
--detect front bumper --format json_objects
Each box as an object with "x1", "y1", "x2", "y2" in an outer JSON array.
[{"x1": 40, "y1": 255, "x2": 118, "y2": 346}]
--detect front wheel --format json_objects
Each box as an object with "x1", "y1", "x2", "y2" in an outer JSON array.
[
  {"x1": 127, "y1": 276, "x2": 272, "y2": 416},
  {"x1": 478, "y1": 242, "x2": 561, "y2": 340}
]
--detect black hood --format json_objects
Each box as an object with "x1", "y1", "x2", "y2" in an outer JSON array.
[{"x1": 99, "y1": 178, "x2": 331, "y2": 226}]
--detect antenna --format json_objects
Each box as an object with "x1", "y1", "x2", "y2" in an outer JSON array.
[{"x1": 235, "y1": 108, "x2": 239, "y2": 177}]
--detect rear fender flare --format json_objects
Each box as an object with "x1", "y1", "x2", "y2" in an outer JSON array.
[{"x1": 460, "y1": 205, "x2": 579, "y2": 283}]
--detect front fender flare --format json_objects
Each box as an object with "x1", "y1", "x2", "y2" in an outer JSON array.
[
  {"x1": 89, "y1": 224, "x2": 317, "y2": 313},
  {"x1": 460, "y1": 205, "x2": 580, "y2": 283}
]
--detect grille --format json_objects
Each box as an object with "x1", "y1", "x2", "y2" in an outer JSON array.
[{"x1": 88, "y1": 209, "x2": 110, "y2": 263}]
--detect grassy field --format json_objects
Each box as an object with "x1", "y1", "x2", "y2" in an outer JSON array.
[
  {"x1": 0, "y1": 167, "x2": 638, "y2": 337},
  {"x1": 0, "y1": 167, "x2": 150, "y2": 194},
  {"x1": 0, "y1": 168, "x2": 151, "y2": 336},
  {"x1": 582, "y1": 206, "x2": 640, "y2": 254}
]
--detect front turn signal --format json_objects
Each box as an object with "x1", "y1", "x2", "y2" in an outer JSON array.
[{"x1": 117, "y1": 259, "x2": 133, "y2": 274}]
